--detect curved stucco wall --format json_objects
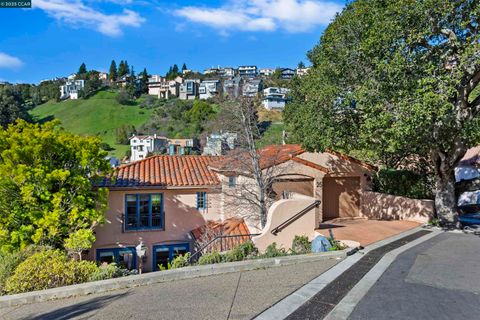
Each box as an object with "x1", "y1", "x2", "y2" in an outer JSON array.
[{"x1": 252, "y1": 196, "x2": 318, "y2": 252}]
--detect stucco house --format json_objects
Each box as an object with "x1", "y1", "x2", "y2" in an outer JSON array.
[
  {"x1": 91, "y1": 155, "x2": 223, "y2": 272},
  {"x1": 90, "y1": 144, "x2": 433, "y2": 271}
]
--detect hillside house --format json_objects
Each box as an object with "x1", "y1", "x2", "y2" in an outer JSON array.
[
  {"x1": 242, "y1": 79, "x2": 263, "y2": 97},
  {"x1": 259, "y1": 68, "x2": 275, "y2": 77},
  {"x1": 179, "y1": 79, "x2": 200, "y2": 100},
  {"x1": 203, "y1": 132, "x2": 237, "y2": 156},
  {"x1": 167, "y1": 138, "x2": 197, "y2": 155},
  {"x1": 280, "y1": 68, "x2": 296, "y2": 80},
  {"x1": 223, "y1": 77, "x2": 242, "y2": 99},
  {"x1": 130, "y1": 134, "x2": 168, "y2": 162},
  {"x1": 296, "y1": 67, "x2": 310, "y2": 77},
  {"x1": 238, "y1": 66, "x2": 258, "y2": 78},
  {"x1": 148, "y1": 75, "x2": 183, "y2": 99},
  {"x1": 262, "y1": 87, "x2": 290, "y2": 110},
  {"x1": 199, "y1": 80, "x2": 222, "y2": 100},
  {"x1": 60, "y1": 79, "x2": 85, "y2": 100}
]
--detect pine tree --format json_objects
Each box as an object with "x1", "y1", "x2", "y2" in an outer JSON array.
[
  {"x1": 297, "y1": 61, "x2": 305, "y2": 69},
  {"x1": 109, "y1": 60, "x2": 117, "y2": 81},
  {"x1": 140, "y1": 68, "x2": 149, "y2": 94},
  {"x1": 182, "y1": 63, "x2": 188, "y2": 71},
  {"x1": 172, "y1": 64, "x2": 179, "y2": 76},
  {"x1": 118, "y1": 60, "x2": 126, "y2": 77},
  {"x1": 130, "y1": 65, "x2": 135, "y2": 77},
  {"x1": 124, "y1": 61, "x2": 130, "y2": 76},
  {"x1": 78, "y1": 63, "x2": 87, "y2": 74}
]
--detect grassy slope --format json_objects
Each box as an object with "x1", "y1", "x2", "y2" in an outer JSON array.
[{"x1": 29, "y1": 91, "x2": 154, "y2": 158}]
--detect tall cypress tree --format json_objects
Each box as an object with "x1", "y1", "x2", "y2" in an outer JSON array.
[
  {"x1": 140, "y1": 68, "x2": 149, "y2": 94},
  {"x1": 109, "y1": 60, "x2": 117, "y2": 81},
  {"x1": 78, "y1": 63, "x2": 87, "y2": 74},
  {"x1": 118, "y1": 60, "x2": 126, "y2": 77},
  {"x1": 124, "y1": 61, "x2": 130, "y2": 76},
  {"x1": 182, "y1": 63, "x2": 188, "y2": 71}
]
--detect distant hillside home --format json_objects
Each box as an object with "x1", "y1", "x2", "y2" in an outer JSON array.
[
  {"x1": 280, "y1": 68, "x2": 296, "y2": 80},
  {"x1": 130, "y1": 134, "x2": 168, "y2": 162},
  {"x1": 179, "y1": 79, "x2": 200, "y2": 100},
  {"x1": 296, "y1": 67, "x2": 310, "y2": 77},
  {"x1": 167, "y1": 138, "x2": 197, "y2": 155},
  {"x1": 223, "y1": 77, "x2": 242, "y2": 99},
  {"x1": 262, "y1": 87, "x2": 290, "y2": 110},
  {"x1": 203, "y1": 132, "x2": 237, "y2": 156},
  {"x1": 60, "y1": 79, "x2": 85, "y2": 100},
  {"x1": 259, "y1": 68, "x2": 275, "y2": 77},
  {"x1": 148, "y1": 75, "x2": 183, "y2": 99},
  {"x1": 116, "y1": 74, "x2": 135, "y2": 87},
  {"x1": 238, "y1": 66, "x2": 258, "y2": 78},
  {"x1": 199, "y1": 80, "x2": 222, "y2": 100},
  {"x1": 242, "y1": 78, "x2": 263, "y2": 97}
]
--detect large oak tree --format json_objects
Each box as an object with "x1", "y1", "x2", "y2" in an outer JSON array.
[{"x1": 285, "y1": 0, "x2": 480, "y2": 224}]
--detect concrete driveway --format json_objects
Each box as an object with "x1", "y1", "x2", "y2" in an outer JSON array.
[
  {"x1": 0, "y1": 257, "x2": 342, "y2": 320},
  {"x1": 316, "y1": 218, "x2": 421, "y2": 246}
]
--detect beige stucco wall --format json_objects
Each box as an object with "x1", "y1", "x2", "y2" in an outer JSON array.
[
  {"x1": 361, "y1": 191, "x2": 434, "y2": 223},
  {"x1": 88, "y1": 187, "x2": 222, "y2": 272},
  {"x1": 252, "y1": 195, "x2": 318, "y2": 252},
  {"x1": 216, "y1": 151, "x2": 374, "y2": 231}
]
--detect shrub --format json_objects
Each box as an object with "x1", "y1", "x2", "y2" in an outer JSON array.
[
  {"x1": 197, "y1": 252, "x2": 223, "y2": 265},
  {"x1": 88, "y1": 263, "x2": 136, "y2": 281},
  {"x1": 0, "y1": 246, "x2": 50, "y2": 294},
  {"x1": 328, "y1": 239, "x2": 348, "y2": 251},
  {"x1": 260, "y1": 243, "x2": 287, "y2": 258},
  {"x1": 291, "y1": 235, "x2": 312, "y2": 254},
  {"x1": 223, "y1": 241, "x2": 258, "y2": 262},
  {"x1": 5, "y1": 249, "x2": 99, "y2": 294},
  {"x1": 116, "y1": 90, "x2": 133, "y2": 105},
  {"x1": 170, "y1": 253, "x2": 191, "y2": 269}
]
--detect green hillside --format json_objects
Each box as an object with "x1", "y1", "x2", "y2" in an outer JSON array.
[{"x1": 29, "y1": 91, "x2": 154, "y2": 158}]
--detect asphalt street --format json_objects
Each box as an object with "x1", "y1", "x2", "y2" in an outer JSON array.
[
  {"x1": 349, "y1": 232, "x2": 480, "y2": 320},
  {"x1": 0, "y1": 257, "x2": 341, "y2": 320}
]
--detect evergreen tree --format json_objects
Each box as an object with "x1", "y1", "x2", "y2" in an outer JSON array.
[
  {"x1": 182, "y1": 63, "x2": 188, "y2": 71},
  {"x1": 124, "y1": 61, "x2": 130, "y2": 76},
  {"x1": 297, "y1": 61, "x2": 305, "y2": 69},
  {"x1": 140, "y1": 68, "x2": 149, "y2": 94},
  {"x1": 172, "y1": 64, "x2": 179, "y2": 75},
  {"x1": 130, "y1": 65, "x2": 135, "y2": 77},
  {"x1": 118, "y1": 60, "x2": 126, "y2": 77},
  {"x1": 78, "y1": 63, "x2": 87, "y2": 75},
  {"x1": 109, "y1": 60, "x2": 117, "y2": 81}
]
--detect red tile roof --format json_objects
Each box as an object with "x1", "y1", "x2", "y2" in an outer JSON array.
[
  {"x1": 102, "y1": 155, "x2": 223, "y2": 188},
  {"x1": 209, "y1": 144, "x2": 305, "y2": 171}
]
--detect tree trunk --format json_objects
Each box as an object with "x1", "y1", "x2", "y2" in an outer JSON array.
[{"x1": 434, "y1": 173, "x2": 458, "y2": 225}]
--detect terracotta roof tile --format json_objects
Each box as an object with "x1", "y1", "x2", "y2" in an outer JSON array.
[
  {"x1": 209, "y1": 144, "x2": 305, "y2": 172},
  {"x1": 191, "y1": 218, "x2": 252, "y2": 252},
  {"x1": 101, "y1": 155, "x2": 223, "y2": 188}
]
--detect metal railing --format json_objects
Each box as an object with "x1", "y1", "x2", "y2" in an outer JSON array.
[
  {"x1": 271, "y1": 200, "x2": 321, "y2": 235},
  {"x1": 189, "y1": 233, "x2": 260, "y2": 263}
]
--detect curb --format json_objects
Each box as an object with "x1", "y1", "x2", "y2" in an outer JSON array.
[
  {"x1": 0, "y1": 250, "x2": 346, "y2": 308},
  {"x1": 254, "y1": 226, "x2": 430, "y2": 320}
]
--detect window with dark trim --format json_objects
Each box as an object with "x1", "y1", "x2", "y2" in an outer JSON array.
[
  {"x1": 96, "y1": 247, "x2": 136, "y2": 270},
  {"x1": 125, "y1": 194, "x2": 164, "y2": 230},
  {"x1": 153, "y1": 243, "x2": 189, "y2": 271},
  {"x1": 196, "y1": 192, "x2": 207, "y2": 210},
  {"x1": 228, "y1": 176, "x2": 236, "y2": 188}
]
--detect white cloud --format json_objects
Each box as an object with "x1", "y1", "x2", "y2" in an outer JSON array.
[
  {"x1": 175, "y1": 0, "x2": 342, "y2": 33},
  {"x1": 0, "y1": 52, "x2": 23, "y2": 69},
  {"x1": 33, "y1": 0, "x2": 145, "y2": 37}
]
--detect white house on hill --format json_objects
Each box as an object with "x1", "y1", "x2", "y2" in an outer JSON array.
[{"x1": 60, "y1": 79, "x2": 85, "y2": 100}]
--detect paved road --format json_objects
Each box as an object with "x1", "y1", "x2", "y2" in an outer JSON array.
[
  {"x1": 349, "y1": 232, "x2": 480, "y2": 320},
  {"x1": 0, "y1": 257, "x2": 341, "y2": 320}
]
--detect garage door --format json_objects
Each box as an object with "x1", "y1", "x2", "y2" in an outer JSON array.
[
  {"x1": 322, "y1": 177, "x2": 360, "y2": 220},
  {"x1": 271, "y1": 178, "x2": 314, "y2": 200}
]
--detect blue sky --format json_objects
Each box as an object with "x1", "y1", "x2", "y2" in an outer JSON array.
[{"x1": 0, "y1": 0, "x2": 345, "y2": 84}]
